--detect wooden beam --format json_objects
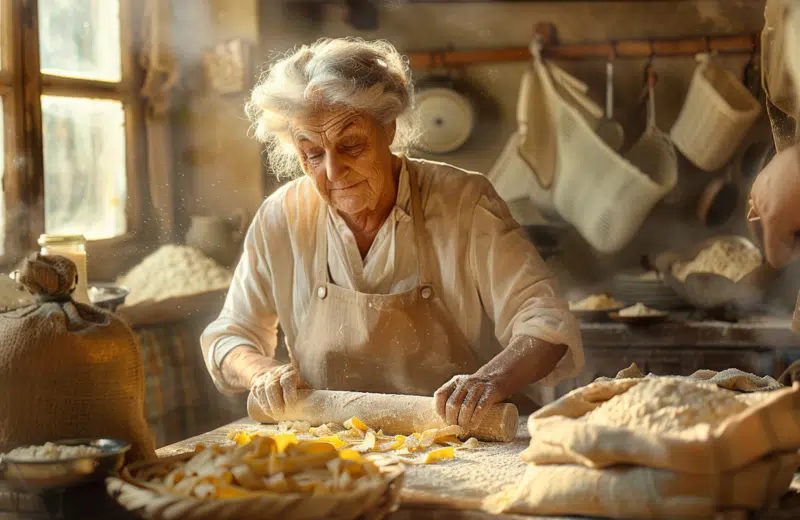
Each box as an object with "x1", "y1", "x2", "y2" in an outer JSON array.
[
  {"x1": 41, "y1": 75, "x2": 129, "y2": 98},
  {"x1": 406, "y1": 32, "x2": 759, "y2": 69}
]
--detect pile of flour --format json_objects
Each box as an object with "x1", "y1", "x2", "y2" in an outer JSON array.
[
  {"x1": 119, "y1": 245, "x2": 232, "y2": 306},
  {"x1": 584, "y1": 377, "x2": 749, "y2": 436}
]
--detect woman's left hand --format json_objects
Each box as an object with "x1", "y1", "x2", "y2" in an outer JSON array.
[{"x1": 433, "y1": 374, "x2": 508, "y2": 429}]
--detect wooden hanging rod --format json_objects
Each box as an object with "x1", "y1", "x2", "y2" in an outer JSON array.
[{"x1": 406, "y1": 23, "x2": 760, "y2": 69}]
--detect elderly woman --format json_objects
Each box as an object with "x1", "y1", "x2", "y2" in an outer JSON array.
[{"x1": 201, "y1": 38, "x2": 583, "y2": 429}]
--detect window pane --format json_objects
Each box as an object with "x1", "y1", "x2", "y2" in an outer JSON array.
[
  {"x1": 42, "y1": 96, "x2": 126, "y2": 239},
  {"x1": 0, "y1": 97, "x2": 5, "y2": 255},
  {"x1": 38, "y1": 0, "x2": 121, "y2": 82}
]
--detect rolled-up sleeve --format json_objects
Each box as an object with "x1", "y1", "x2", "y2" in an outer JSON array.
[
  {"x1": 469, "y1": 187, "x2": 584, "y2": 386},
  {"x1": 200, "y1": 207, "x2": 280, "y2": 395}
]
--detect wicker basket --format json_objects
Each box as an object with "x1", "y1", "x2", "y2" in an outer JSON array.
[
  {"x1": 106, "y1": 453, "x2": 405, "y2": 520},
  {"x1": 670, "y1": 55, "x2": 762, "y2": 172}
]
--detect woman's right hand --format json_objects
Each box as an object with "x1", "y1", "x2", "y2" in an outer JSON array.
[
  {"x1": 250, "y1": 364, "x2": 305, "y2": 418},
  {"x1": 749, "y1": 144, "x2": 800, "y2": 268}
]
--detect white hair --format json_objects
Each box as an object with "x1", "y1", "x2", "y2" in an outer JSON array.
[{"x1": 245, "y1": 38, "x2": 418, "y2": 178}]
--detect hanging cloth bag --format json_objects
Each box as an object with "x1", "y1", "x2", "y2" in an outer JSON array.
[{"x1": 526, "y1": 44, "x2": 677, "y2": 253}]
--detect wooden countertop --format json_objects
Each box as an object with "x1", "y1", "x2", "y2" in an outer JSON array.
[
  {"x1": 155, "y1": 417, "x2": 800, "y2": 520},
  {"x1": 581, "y1": 317, "x2": 798, "y2": 349},
  {"x1": 7, "y1": 414, "x2": 798, "y2": 519}
]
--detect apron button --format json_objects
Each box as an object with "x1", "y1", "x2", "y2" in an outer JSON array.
[
  {"x1": 421, "y1": 286, "x2": 433, "y2": 300},
  {"x1": 317, "y1": 286, "x2": 327, "y2": 299}
]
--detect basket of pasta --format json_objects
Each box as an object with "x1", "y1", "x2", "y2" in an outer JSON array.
[{"x1": 105, "y1": 433, "x2": 405, "y2": 520}]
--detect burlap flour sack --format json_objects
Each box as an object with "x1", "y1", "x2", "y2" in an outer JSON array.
[
  {"x1": 522, "y1": 376, "x2": 800, "y2": 475},
  {"x1": 485, "y1": 450, "x2": 800, "y2": 519},
  {"x1": 0, "y1": 254, "x2": 155, "y2": 461}
]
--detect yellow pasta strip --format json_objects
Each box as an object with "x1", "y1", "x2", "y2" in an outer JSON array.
[
  {"x1": 272, "y1": 433, "x2": 298, "y2": 453},
  {"x1": 343, "y1": 417, "x2": 370, "y2": 432},
  {"x1": 424, "y1": 447, "x2": 455, "y2": 464},
  {"x1": 338, "y1": 449, "x2": 362, "y2": 462},
  {"x1": 313, "y1": 435, "x2": 347, "y2": 450},
  {"x1": 355, "y1": 431, "x2": 377, "y2": 453}
]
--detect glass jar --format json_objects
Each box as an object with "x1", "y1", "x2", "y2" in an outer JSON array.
[{"x1": 38, "y1": 234, "x2": 90, "y2": 305}]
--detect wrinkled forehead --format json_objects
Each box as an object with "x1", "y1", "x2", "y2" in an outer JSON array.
[{"x1": 291, "y1": 106, "x2": 370, "y2": 143}]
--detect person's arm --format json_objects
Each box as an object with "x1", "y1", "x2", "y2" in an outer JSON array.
[
  {"x1": 200, "y1": 204, "x2": 283, "y2": 395},
  {"x1": 434, "y1": 179, "x2": 583, "y2": 427},
  {"x1": 467, "y1": 184, "x2": 583, "y2": 383}
]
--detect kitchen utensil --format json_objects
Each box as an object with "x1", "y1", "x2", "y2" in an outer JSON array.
[
  {"x1": 619, "y1": 57, "x2": 658, "y2": 155},
  {"x1": 697, "y1": 165, "x2": 740, "y2": 227},
  {"x1": 87, "y1": 283, "x2": 129, "y2": 312},
  {"x1": 247, "y1": 389, "x2": 519, "y2": 442},
  {"x1": 185, "y1": 210, "x2": 248, "y2": 268},
  {"x1": 653, "y1": 235, "x2": 776, "y2": 310},
  {"x1": 595, "y1": 57, "x2": 624, "y2": 151},
  {"x1": 608, "y1": 311, "x2": 670, "y2": 326},
  {"x1": 415, "y1": 75, "x2": 475, "y2": 154},
  {"x1": 0, "y1": 438, "x2": 130, "y2": 493}
]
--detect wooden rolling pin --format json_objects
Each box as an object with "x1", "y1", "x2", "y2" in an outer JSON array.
[{"x1": 247, "y1": 389, "x2": 519, "y2": 442}]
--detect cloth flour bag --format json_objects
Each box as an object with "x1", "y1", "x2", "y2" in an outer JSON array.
[{"x1": 0, "y1": 253, "x2": 155, "y2": 461}]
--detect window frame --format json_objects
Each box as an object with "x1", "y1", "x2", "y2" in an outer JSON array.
[{"x1": 0, "y1": 0, "x2": 149, "y2": 271}]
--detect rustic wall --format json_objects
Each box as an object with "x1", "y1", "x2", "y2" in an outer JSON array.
[
  {"x1": 173, "y1": 1, "x2": 800, "y2": 310},
  {"x1": 171, "y1": 0, "x2": 264, "y2": 233}
]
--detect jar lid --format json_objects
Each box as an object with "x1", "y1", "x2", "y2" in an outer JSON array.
[{"x1": 38, "y1": 234, "x2": 87, "y2": 247}]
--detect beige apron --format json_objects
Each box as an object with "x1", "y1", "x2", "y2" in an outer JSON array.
[{"x1": 289, "y1": 166, "x2": 480, "y2": 396}]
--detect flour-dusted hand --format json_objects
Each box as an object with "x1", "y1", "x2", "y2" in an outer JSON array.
[
  {"x1": 434, "y1": 336, "x2": 569, "y2": 429},
  {"x1": 251, "y1": 364, "x2": 305, "y2": 418},
  {"x1": 434, "y1": 374, "x2": 508, "y2": 429},
  {"x1": 749, "y1": 145, "x2": 800, "y2": 268}
]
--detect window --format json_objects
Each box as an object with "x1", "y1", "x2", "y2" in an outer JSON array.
[{"x1": 0, "y1": 0, "x2": 143, "y2": 261}]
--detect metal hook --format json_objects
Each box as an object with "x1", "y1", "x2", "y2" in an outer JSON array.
[
  {"x1": 745, "y1": 33, "x2": 758, "y2": 68},
  {"x1": 609, "y1": 40, "x2": 617, "y2": 61},
  {"x1": 644, "y1": 39, "x2": 657, "y2": 84},
  {"x1": 704, "y1": 35, "x2": 712, "y2": 54}
]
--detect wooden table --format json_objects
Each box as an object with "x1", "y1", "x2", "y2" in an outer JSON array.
[
  {"x1": 5, "y1": 414, "x2": 800, "y2": 520},
  {"x1": 153, "y1": 417, "x2": 800, "y2": 520}
]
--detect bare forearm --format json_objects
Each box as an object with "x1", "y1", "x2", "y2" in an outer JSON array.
[
  {"x1": 219, "y1": 346, "x2": 282, "y2": 390},
  {"x1": 474, "y1": 335, "x2": 568, "y2": 398}
]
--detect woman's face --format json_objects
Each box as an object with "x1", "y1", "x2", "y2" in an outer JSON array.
[{"x1": 292, "y1": 107, "x2": 397, "y2": 217}]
